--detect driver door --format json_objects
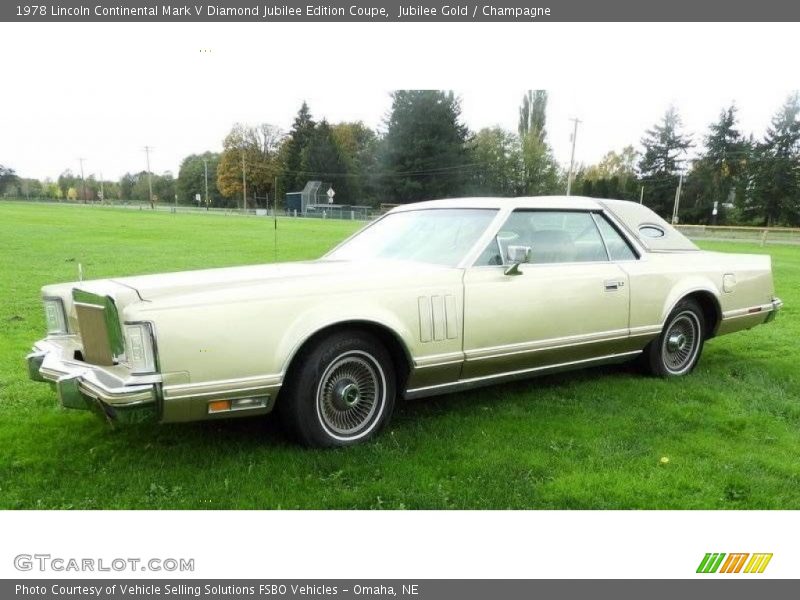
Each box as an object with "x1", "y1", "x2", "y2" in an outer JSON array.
[{"x1": 461, "y1": 209, "x2": 632, "y2": 379}]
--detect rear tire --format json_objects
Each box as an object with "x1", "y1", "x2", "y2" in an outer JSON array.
[
  {"x1": 279, "y1": 330, "x2": 396, "y2": 447},
  {"x1": 642, "y1": 298, "x2": 705, "y2": 378}
]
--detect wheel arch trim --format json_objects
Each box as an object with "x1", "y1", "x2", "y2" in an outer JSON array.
[
  {"x1": 278, "y1": 317, "x2": 415, "y2": 388},
  {"x1": 660, "y1": 285, "x2": 723, "y2": 338}
]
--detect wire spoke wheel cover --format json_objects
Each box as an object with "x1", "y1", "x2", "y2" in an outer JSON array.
[
  {"x1": 315, "y1": 350, "x2": 386, "y2": 441},
  {"x1": 661, "y1": 310, "x2": 701, "y2": 374}
]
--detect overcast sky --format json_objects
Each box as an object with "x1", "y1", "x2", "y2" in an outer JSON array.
[{"x1": 1, "y1": 22, "x2": 797, "y2": 181}]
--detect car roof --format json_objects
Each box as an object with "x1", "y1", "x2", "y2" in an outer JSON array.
[
  {"x1": 390, "y1": 196, "x2": 603, "y2": 212},
  {"x1": 388, "y1": 196, "x2": 699, "y2": 252}
]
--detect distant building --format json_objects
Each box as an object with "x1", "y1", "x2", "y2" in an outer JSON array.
[{"x1": 285, "y1": 181, "x2": 330, "y2": 215}]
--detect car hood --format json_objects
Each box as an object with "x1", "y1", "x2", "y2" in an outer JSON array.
[{"x1": 110, "y1": 259, "x2": 453, "y2": 302}]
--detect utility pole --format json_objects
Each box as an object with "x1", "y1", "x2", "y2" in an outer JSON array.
[
  {"x1": 274, "y1": 176, "x2": 279, "y2": 225},
  {"x1": 203, "y1": 158, "x2": 210, "y2": 210},
  {"x1": 639, "y1": 185, "x2": 644, "y2": 204},
  {"x1": 672, "y1": 173, "x2": 684, "y2": 224},
  {"x1": 273, "y1": 176, "x2": 279, "y2": 260},
  {"x1": 241, "y1": 150, "x2": 247, "y2": 212},
  {"x1": 143, "y1": 145, "x2": 154, "y2": 209},
  {"x1": 565, "y1": 118, "x2": 581, "y2": 196},
  {"x1": 78, "y1": 157, "x2": 86, "y2": 203},
  {"x1": 99, "y1": 171, "x2": 105, "y2": 204}
]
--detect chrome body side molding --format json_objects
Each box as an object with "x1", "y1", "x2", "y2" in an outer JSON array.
[{"x1": 405, "y1": 350, "x2": 642, "y2": 400}]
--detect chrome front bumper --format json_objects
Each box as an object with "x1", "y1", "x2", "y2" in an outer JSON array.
[{"x1": 27, "y1": 339, "x2": 160, "y2": 424}]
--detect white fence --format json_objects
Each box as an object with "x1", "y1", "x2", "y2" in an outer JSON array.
[
  {"x1": 5, "y1": 199, "x2": 800, "y2": 243},
  {"x1": 2, "y1": 198, "x2": 379, "y2": 221},
  {"x1": 676, "y1": 224, "x2": 800, "y2": 246}
]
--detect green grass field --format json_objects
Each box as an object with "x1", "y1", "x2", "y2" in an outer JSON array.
[{"x1": 1, "y1": 202, "x2": 798, "y2": 509}]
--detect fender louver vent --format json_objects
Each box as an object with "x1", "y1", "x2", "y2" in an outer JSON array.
[{"x1": 418, "y1": 295, "x2": 458, "y2": 343}]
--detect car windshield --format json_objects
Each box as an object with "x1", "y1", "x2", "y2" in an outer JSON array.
[{"x1": 326, "y1": 208, "x2": 498, "y2": 266}]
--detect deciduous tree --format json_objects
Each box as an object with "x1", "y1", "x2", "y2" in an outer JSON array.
[
  {"x1": 217, "y1": 123, "x2": 284, "y2": 207},
  {"x1": 177, "y1": 152, "x2": 222, "y2": 206},
  {"x1": 518, "y1": 90, "x2": 547, "y2": 142},
  {"x1": 468, "y1": 127, "x2": 520, "y2": 196},
  {"x1": 331, "y1": 121, "x2": 379, "y2": 204}
]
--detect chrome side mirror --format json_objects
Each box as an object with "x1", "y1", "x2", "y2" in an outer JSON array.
[{"x1": 504, "y1": 245, "x2": 531, "y2": 276}]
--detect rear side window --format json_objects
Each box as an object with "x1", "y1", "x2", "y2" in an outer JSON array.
[{"x1": 594, "y1": 214, "x2": 637, "y2": 261}]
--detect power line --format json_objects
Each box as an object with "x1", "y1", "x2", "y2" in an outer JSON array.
[{"x1": 240, "y1": 162, "x2": 486, "y2": 178}]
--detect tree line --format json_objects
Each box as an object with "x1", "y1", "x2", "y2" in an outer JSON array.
[{"x1": 2, "y1": 90, "x2": 798, "y2": 226}]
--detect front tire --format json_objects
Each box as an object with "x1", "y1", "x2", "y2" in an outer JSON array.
[
  {"x1": 643, "y1": 298, "x2": 705, "y2": 377},
  {"x1": 279, "y1": 330, "x2": 396, "y2": 447}
]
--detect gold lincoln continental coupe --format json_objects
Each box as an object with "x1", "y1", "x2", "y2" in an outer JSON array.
[{"x1": 27, "y1": 197, "x2": 781, "y2": 446}]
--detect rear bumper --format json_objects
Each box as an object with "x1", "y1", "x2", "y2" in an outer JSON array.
[
  {"x1": 27, "y1": 339, "x2": 160, "y2": 424},
  {"x1": 765, "y1": 296, "x2": 783, "y2": 323}
]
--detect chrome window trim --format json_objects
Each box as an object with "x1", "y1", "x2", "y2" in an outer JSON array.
[
  {"x1": 600, "y1": 209, "x2": 647, "y2": 259},
  {"x1": 590, "y1": 212, "x2": 613, "y2": 261},
  {"x1": 469, "y1": 258, "x2": 630, "y2": 271},
  {"x1": 592, "y1": 211, "x2": 641, "y2": 262}
]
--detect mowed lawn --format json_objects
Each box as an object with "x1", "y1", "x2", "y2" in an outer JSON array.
[{"x1": 0, "y1": 202, "x2": 798, "y2": 509}]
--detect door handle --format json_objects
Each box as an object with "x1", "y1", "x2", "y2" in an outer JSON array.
[{"x1": 604, "y1": 280, "x2": 625, "y2": 291}]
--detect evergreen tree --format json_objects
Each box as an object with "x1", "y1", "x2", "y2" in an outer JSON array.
[
  {"x1": 379, "y1": 90, "x2": 469, "y2": 203},
  {"x1": 300, "y1": 120, "x2": 353, "y2": 202},
  {"x1": 281, "y1": 101, "x2": 317, "y2": 193},
  {"x1": 0, "y1": 164, "x2": 17, "y2": 195},
  {"x1": 638, "y1": 106, "x2": 693, "y2": 217},
  {"x1": 683, "y1": 105, "x2": 751, "y2": 224},
  {"x1": 748, "y1": 94, "x2": 800, "y2": 226}
]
